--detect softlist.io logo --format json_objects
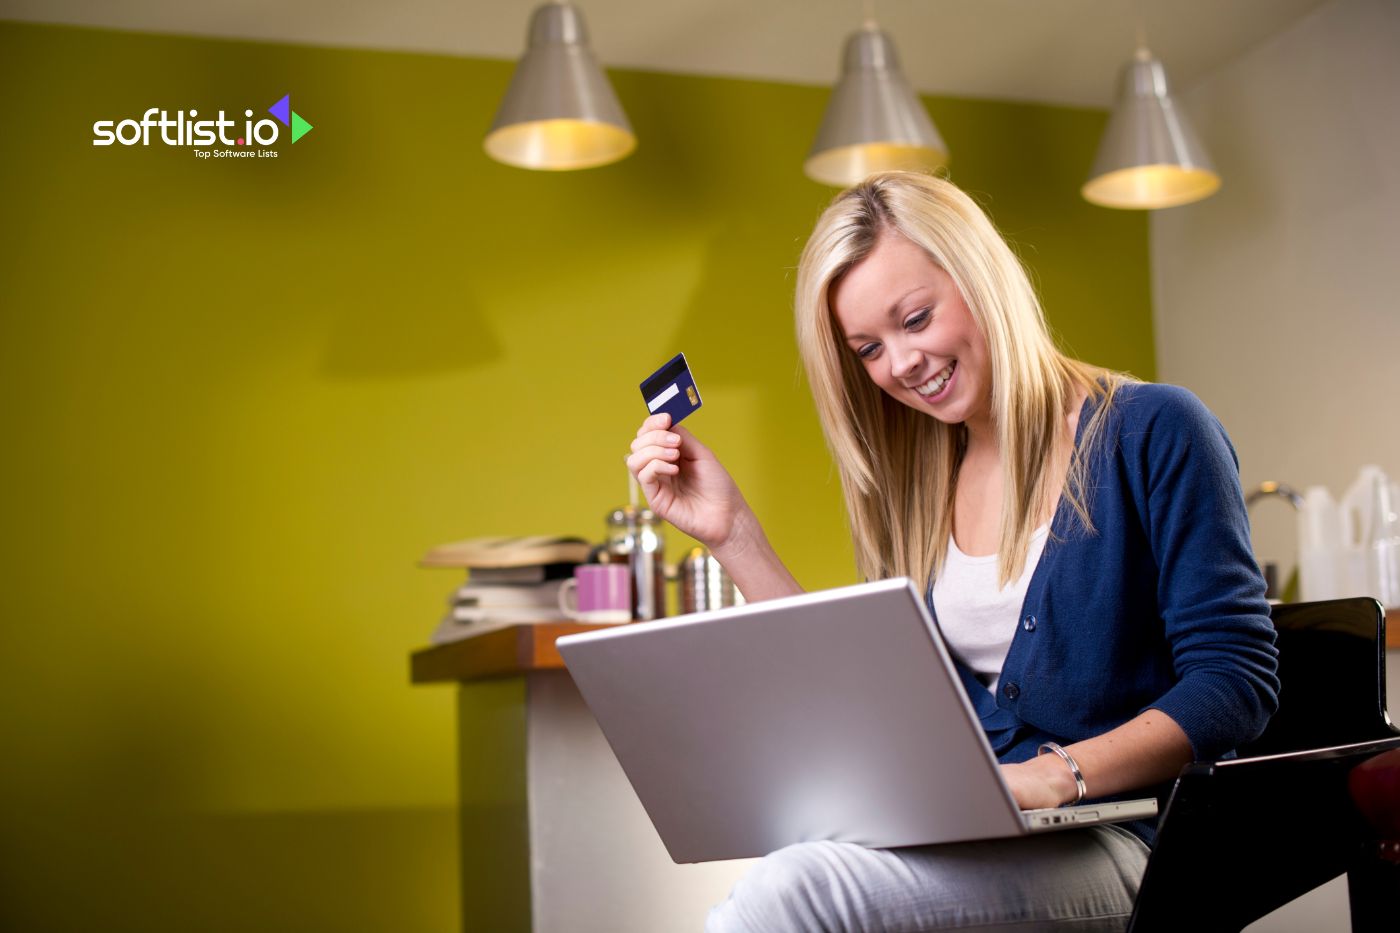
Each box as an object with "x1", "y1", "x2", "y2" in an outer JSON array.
[{"x1": 93, "y1": 94, "x2": 314, "y2": 159}]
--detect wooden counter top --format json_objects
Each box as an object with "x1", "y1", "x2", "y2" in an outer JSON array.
[
  {"x1": 410, "y1": 621, "x2": 615, "y2": 684},
  {"x1": 411, "y1": 610, "x2": 1399, "y2": 685}
]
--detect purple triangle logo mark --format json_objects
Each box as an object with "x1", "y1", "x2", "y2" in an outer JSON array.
[{"x1": 268, "y1": 94, "x2": 291, "y2": 128}]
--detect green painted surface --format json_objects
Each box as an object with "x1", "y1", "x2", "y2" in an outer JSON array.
[
  {"x1": 0, "y1": 19, "x2": 1152, "y2": 932},
  {"x1": 457, "y1": 680, "x2": 530, "y2": 933}
]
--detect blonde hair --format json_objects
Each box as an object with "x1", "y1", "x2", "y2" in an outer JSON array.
[{"x1": 794, "y1": 172, "x2": 1128, "y2": 588}]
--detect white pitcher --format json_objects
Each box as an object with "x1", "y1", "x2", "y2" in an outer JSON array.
[
  {"x1": 1342, "y1": 465, "x2": 1400, "y2": 608},
  {"x1": 1297, "y1": 466, "x2": 1400, "y2": 607}
]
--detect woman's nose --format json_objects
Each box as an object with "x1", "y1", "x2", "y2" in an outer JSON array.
[{"x1": 889, "y1": 344, "x2": 921, "y2": 381}]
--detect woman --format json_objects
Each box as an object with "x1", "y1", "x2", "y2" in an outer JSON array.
[{"x1": 627, "y1": 173, "x2": 1278, "y2": 931}]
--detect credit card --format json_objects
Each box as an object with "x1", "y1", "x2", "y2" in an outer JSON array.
[{"x1": 640, "y1": 352, "x2": 703, "y2": 427}]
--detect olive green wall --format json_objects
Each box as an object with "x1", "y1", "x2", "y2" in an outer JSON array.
[{"x1": 0, "y1": 20, "x2": 1152, "y2": 933}]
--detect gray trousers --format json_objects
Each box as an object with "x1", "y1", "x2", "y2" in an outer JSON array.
[{"x1": 705, "y1": 824, "x2": 1150, "y2": 933}]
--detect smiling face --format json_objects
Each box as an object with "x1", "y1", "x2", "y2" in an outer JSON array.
[{"x1": 829, "y1": 231, "x2": 994, "y2": 434}]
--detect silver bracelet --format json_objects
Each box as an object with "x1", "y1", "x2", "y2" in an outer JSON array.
[{"x1": 1037, "y1": 741, "x2": 1087, "y2": 806}]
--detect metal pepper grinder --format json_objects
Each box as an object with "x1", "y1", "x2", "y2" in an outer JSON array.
[{"x1": 605, "y1": 506, "x2": 667, "y2": 620}]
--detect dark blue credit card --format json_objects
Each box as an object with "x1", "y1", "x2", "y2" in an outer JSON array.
[{"x1": 640, "y1": 352, "x2": 703, "y2": 427}]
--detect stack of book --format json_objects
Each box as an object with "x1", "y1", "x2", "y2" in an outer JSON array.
[{"x1": 419, "y1": 535, "x2": 592, "y2": 644}]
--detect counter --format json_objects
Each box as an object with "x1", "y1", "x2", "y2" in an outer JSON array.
[{"x1": 412, "y1": 623, "x2": 753, "y2": 933}]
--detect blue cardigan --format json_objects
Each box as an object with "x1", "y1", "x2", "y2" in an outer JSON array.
[{"x1": 927, "y1": 382, "x2": 1280, "y2": 844}]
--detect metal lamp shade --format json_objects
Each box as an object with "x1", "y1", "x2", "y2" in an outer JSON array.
[
  {"x1": 1082, "y1": 50, "x2": 1220, "y2": 209},
  {"x1": 484, "y1": 2, "x2": 636, "y2": 171},
  {"x1": 805, "y1": 26, "x2": 948, "y2": 188}
]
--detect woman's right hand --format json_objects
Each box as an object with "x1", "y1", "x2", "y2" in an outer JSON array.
[{"x1": 626, "y1": 413, "x2": 747, "y2": 551}]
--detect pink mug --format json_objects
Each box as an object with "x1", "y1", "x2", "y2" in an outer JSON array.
[{"x1": 558, "y1": 564, "x2": 632, "y2": 623}]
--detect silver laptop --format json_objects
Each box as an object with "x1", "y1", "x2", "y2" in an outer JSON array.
[{"x1": 557, "y1": 577, "x2": 1158, "y2": 864}]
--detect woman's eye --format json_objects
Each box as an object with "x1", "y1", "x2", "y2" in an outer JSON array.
[
  {"x1": 905, "y1": 309, "x2": 931, "y2": 330},
  {"x1": 857, "y1": 343, "x2": 880, "y2": 360}
]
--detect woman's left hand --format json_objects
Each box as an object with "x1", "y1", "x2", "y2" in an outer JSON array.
[
  {"x1": 999, "y1": 758, "x2": 1076, "y2": 810},
  {"x1": 1000, "y1": 711, "x2": 1195, "y2": 811}
]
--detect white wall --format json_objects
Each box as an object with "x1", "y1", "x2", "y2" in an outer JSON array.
[
  {"x1": 1153, "y1": 2, "x2": 1400, "y2": 930},
  {"x1": 1152, "y1": 0, "x2": 1400, "y2": 584}
]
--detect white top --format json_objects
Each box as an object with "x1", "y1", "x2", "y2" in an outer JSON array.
[{"x1": 931, "y1": 525, "x2": 1049, "y2": 692}]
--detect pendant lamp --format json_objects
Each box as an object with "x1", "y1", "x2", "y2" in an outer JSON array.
[
  {"x1": 805, "y1": 24, "x2": 948, "y2": 188},
  {"x1": 1082, "y1": 48, "x2": 1220, "y2": 209},
  {"x1": 484, "y1": 1, "x2": 636, "y2": 171}
]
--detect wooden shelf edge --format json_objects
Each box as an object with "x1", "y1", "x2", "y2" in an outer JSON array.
[{"x1": 410, "y1": 621, "x2": 619, "y2": 684}]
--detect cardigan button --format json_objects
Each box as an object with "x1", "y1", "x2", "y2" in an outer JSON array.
[
  {"x1": 1003, "y1": 682, "x2": 1020, "y2": 700},
  {"x1": 1022, "y1": 614, "x2": 1037, "y2": 632}
]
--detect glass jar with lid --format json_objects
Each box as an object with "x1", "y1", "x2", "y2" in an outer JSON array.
[{"x1": 605, "y1": 506, "x2": 667, "y2": 620}]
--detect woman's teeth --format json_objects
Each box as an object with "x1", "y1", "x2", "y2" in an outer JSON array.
[{"x1": 915, "y1": 362, "x2": 956, "y2": 397}]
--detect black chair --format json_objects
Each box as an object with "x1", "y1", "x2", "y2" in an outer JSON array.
[{"x1": 1128, "y1": 597, "x2": 1400, "y2": 933}]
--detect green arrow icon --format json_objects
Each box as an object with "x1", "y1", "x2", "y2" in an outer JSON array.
[{"x1": 291, "y1": 111, "x2": 313, "y2": 144}]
